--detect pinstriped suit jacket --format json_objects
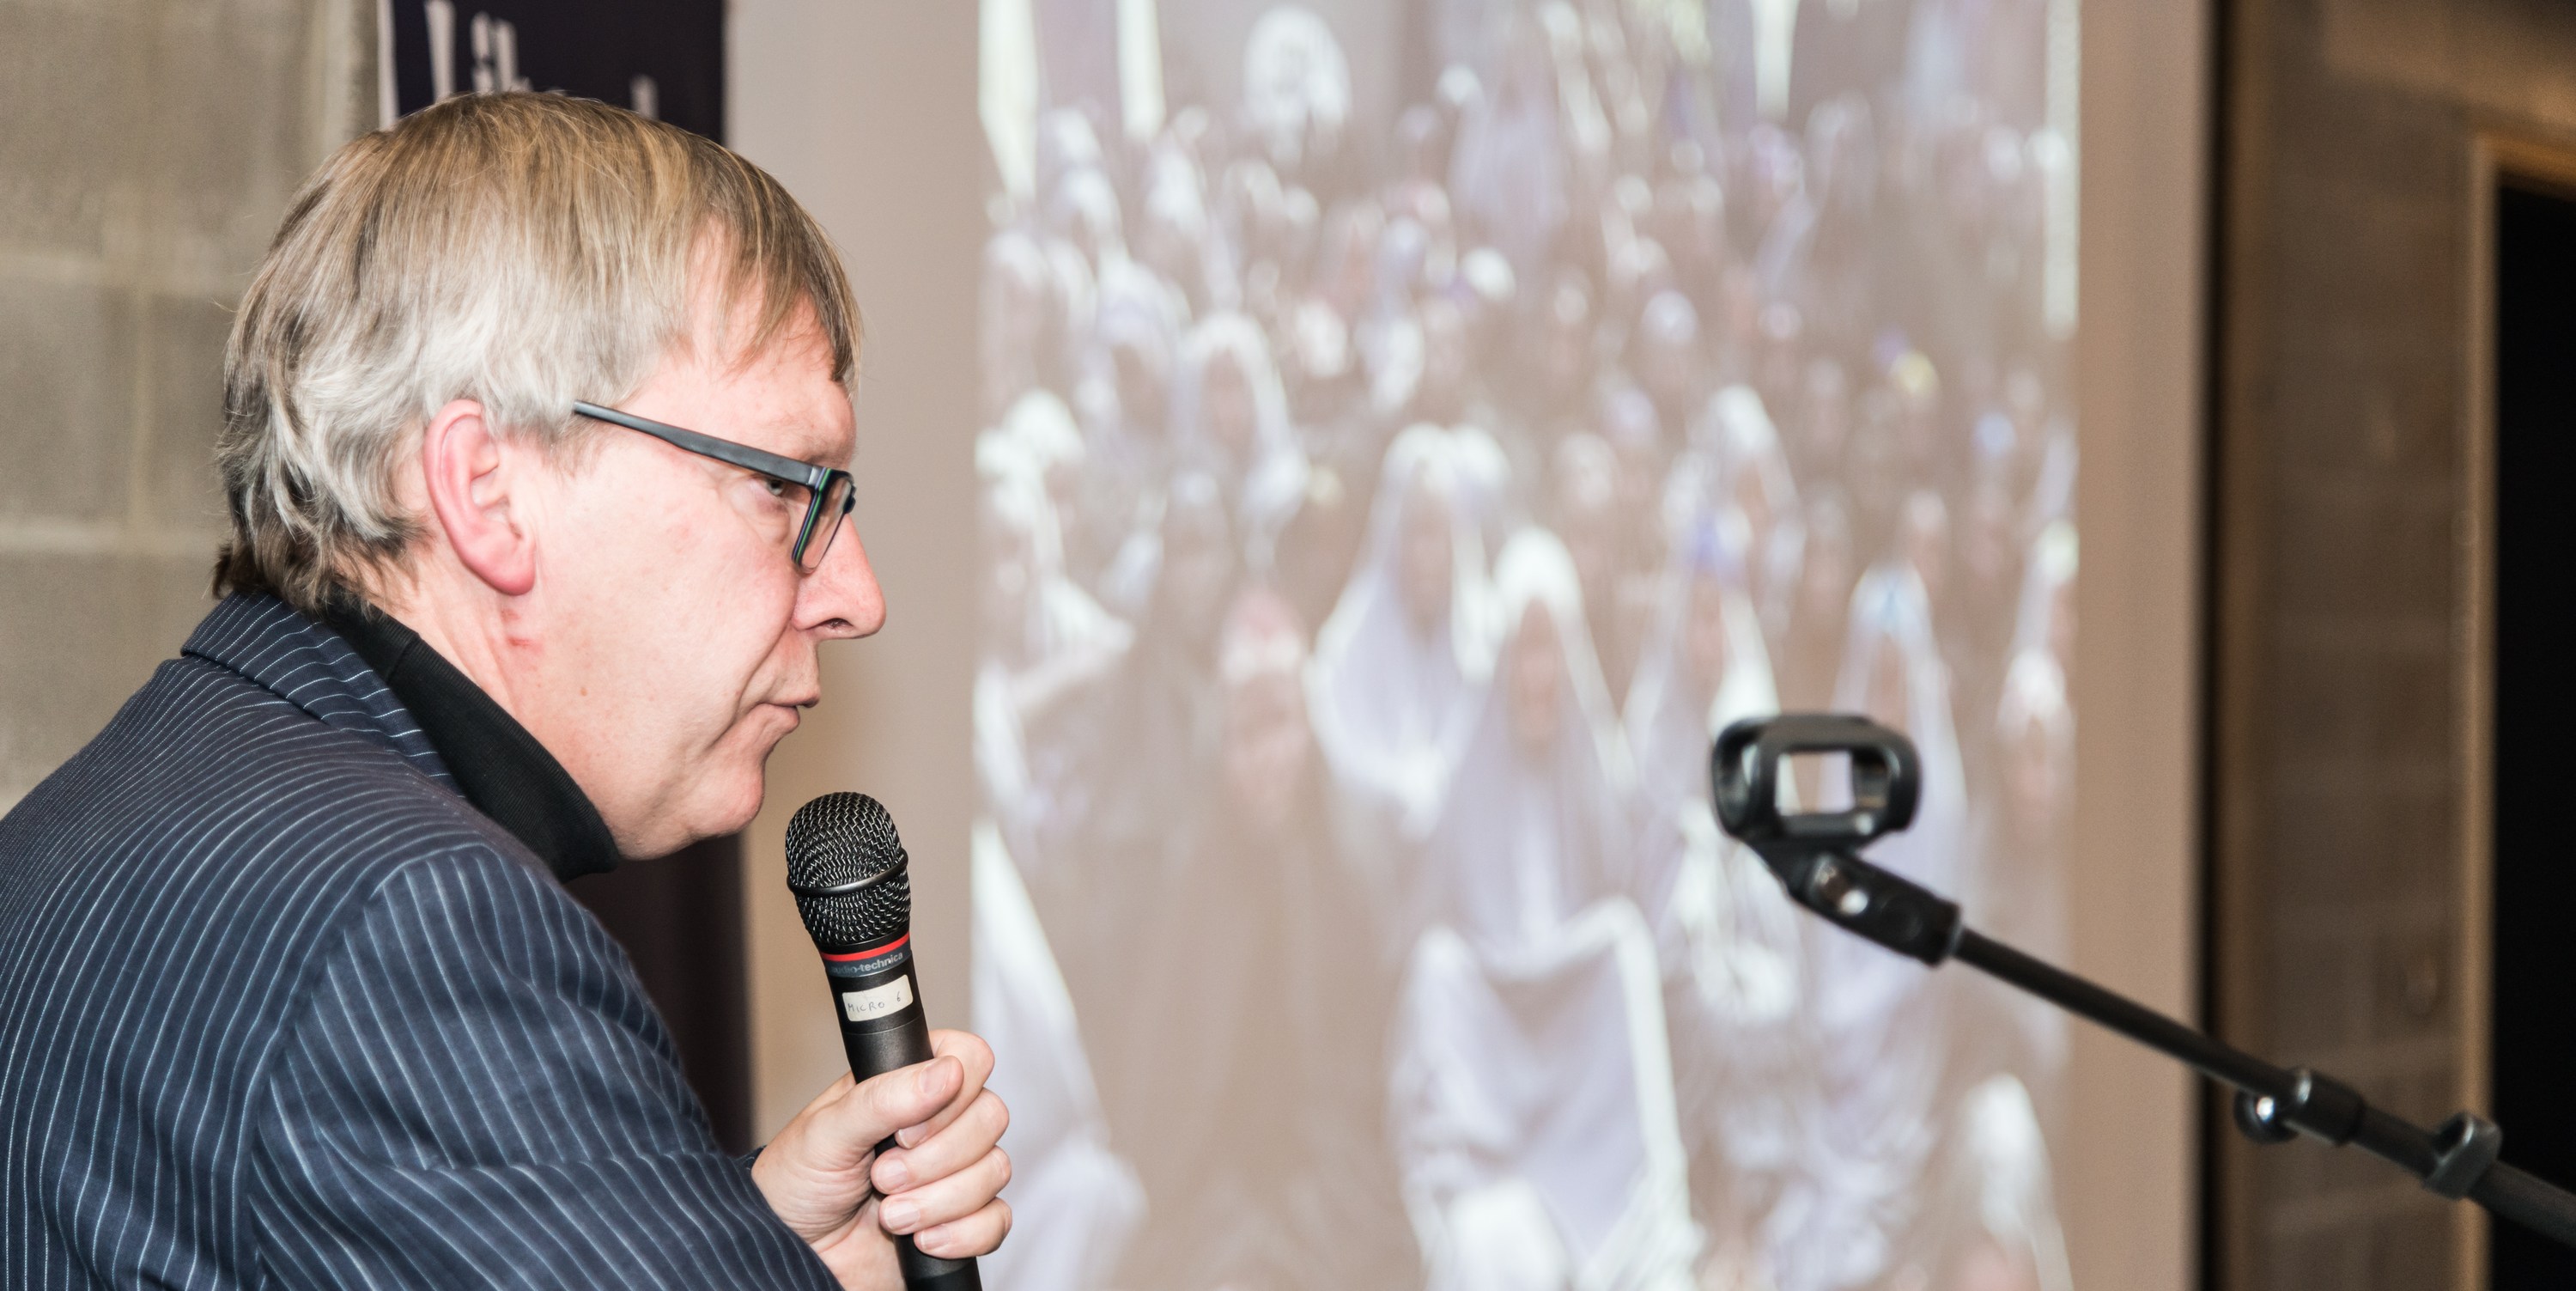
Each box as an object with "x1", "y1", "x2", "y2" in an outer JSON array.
[{"x1": 0, "y1": 594, "x2": 838, "y2": 1288}]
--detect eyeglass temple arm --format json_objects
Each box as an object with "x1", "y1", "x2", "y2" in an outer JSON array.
[{"x1": 571, "y1": 401, "x2": 832, "y2": 490}]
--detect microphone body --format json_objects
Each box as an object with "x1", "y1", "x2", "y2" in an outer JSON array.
[
  {"x1": 821, "y1": 932, "x2": 974, "y2": 1291},
  {"x1": 824, "y1": 932, "x2": 935, "y2": 1082},
  {"x1": 787, "y1": 794, "x2": 982, "y2": 1291}
]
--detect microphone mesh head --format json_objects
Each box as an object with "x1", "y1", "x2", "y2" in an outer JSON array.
[{"x1": 784, "y1": 792, "x2": 911, "y2": 952}]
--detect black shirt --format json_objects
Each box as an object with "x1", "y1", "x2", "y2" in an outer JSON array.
[{"x1": 325, "y1": 603, "x2": 622, "y2": 882}]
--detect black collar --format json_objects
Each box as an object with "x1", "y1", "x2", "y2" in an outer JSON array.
[{"x1": 323, "y1": 603, "x2": 622, "y2": 882}]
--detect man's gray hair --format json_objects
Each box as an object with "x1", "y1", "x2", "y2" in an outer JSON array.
[{"x1": 213, "y1": 91, "x2": 860, "y2": 613}]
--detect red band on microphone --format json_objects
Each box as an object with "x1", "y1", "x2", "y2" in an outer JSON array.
[{"x1": 821, "y1": 935, "x2": 908, "y2": 963}]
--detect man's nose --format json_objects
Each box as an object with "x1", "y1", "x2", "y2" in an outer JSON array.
[{"x1": 802, "y1": 518, "x2": 887, "y2": 638}]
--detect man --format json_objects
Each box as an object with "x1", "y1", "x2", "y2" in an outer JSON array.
[{"x1": 0, "y1": 93, "x2": 1009, "y2": 1287}]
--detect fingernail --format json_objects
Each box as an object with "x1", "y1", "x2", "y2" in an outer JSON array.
[
  {"x1": 881, "y1": 1199, "x2": 920, "y2": 1233},
  {"x1": 877, "y1": 1155, "x2": 912, "y2": 1191},
  {"x1": 915, "y1": 1060, "x2": 949, "y2": 1097},
  {"x1": 915, "y1": 1224, "x2": 951, "y2": 1255}
]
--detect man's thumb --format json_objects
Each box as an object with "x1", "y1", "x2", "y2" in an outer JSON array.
[{"x1": 844, "y1": 1056, "x2": 962, "y2": 1147}]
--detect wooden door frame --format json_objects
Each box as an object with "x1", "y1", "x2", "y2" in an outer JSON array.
[{"x1": 2460, "y1": 128, "x2": 2576, "y2": 1291}]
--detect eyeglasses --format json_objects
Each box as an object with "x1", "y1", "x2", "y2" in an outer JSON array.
[{"x1": 573, "y1": 400, "x2": 855, "y2": 572}]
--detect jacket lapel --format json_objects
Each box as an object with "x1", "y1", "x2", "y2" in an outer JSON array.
[{"x1": 182, "y1": 594, "x2": 455, "y2": 789}]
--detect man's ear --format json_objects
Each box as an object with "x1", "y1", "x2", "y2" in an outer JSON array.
[{"x1": 417, "y1": 399, "x2": 538, "y2": 596}]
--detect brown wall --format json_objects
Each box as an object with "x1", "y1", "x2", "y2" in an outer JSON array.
[
  {"x1": 568, "y1": 835, "x2": 753, "y2": 1152},
  {"x1": 729, "y1": 0, "x2": 986, "y2": 1137},
  {"x1": 0, "y1": 0, "x2": 371, "y2": 808},
  {"x1": 2063, "y1": 1, "x2": 2209, "y2": 1285},
  {"x1": 2208, "y1": 0, "x2": 2576, "y2": 1287}
]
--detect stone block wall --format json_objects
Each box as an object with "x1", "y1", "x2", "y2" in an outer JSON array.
[
  {"x1": 2211, "y1": 0, "x2": 2576, "y2": 1285},
  {"x1": 0, "y1": 0, "x2": 371, "y2": 806}
]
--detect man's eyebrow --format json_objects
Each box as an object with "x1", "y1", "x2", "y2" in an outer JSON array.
[
  {"x1": 810, "y1": 435, "x2": 859, "y2": 470},
  {"x1": 762, "y1": 423, "x2": 852, "y2": 466}
]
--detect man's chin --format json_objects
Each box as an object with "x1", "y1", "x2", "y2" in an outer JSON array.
[
  {"x1": 696, "y1": 766, "x2": 769, "y2": 840},
  {"x1": 620, "y1": 764, "x2": 766, "y2": 860},
  {"x1": 630, "y1": 717, "x2": 803, "y2": 855}
]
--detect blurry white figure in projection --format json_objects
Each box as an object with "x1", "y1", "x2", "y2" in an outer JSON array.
[
  {"x1": 1241, "y1": 5, "x2": 1350, "y2": 185},
  {"x1": 1978, "y1": 639, "x2": 2075, "y2": 1085},
  {"x1": 1620, "y1": 507, "x2": 1812, "y2": 1276},
  {"x1": 2010, "y1": 518, "x2": 2077, "y2": 668},
  {"x1": 1449, "y1": 8, "x2": 1570, "y2": 287},
  {"x1": 1623, "y1": 508, "x2": 1785, "y2": 956},
  {"x1": 1940, "y1": 1075, "x2": 2074, "y2": 1291},
  {"x1": 975, "y1": 452, "x2": 1131, "y2": 892},
  {"x1": 1168, "y1": 312, "x2": 1310, "y2": 572},
  {"x1": 1390, "y1": 529, "x2": 1699, "y2": 1291},
  {"x1": 2024, "y1": 432, "x2": 2078, "y2": 548},
  {"x1": 1308, "y1": 425, "x2": 1496, "y2": 918},
  {"x1": 1707, "y1": 386, "x2": 1807, "y2": 646},
  {"x1": 1032, "y1": 0, "x2": 1122, "y2": 134},
  {"x1": 981, "y1": 232, "x2": 1050, "y2": 422},
  {"x1": 1446, "y1": 424, "x2": 1517, "y2": 557},
  {"x1": 1767, "y1": 561, "x2": 1965, "y2": 1291},
  {"x1": 1077, "y1": 260, "x2": 1190, "y2": 596},
  {"x1": 1358, "y1": 219, "x2": 1431, "y2": 421},
  {"x1": 1134, "y1": 140, "x2": 1221, "y2": 314},
  {"x1": 972, "y1": 823, "x2": 1144, "y2": 1291},
  {"x1": 984, "y1": 390, "x2": 1094, "y2": 592},
  {"x1": 1547, "y1": 429, "x2": 1639, "y2": 707},
  {"x1": 1084, "y1": 589, "x2": 1422, "y2": 1289}
]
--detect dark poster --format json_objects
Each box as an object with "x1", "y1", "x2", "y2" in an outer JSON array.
[
  {"x1": 381, "y1": 0, "x2": 750, "y2": 1154},
  {"x1": 384, "y1": 0, "x2": 724, "y2": 139}
]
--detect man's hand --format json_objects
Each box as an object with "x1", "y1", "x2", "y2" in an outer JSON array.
[{"x1": 751, "y1": 1030, "x2": 1012, "y2": 1288}]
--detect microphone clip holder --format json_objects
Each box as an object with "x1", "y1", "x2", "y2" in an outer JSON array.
[
  {"x1": 1711, "y1": 714, "x2": 2576, "y2": 1251},
  {"x1": 1712, "y1": 714, "x2": 1963, "y2": 965}
]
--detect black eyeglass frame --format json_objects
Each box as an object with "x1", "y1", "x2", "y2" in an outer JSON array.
[{"x1": 573, "y1": 400, "x2": 855, "y2": 571}]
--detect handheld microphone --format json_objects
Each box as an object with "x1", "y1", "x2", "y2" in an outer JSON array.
[{"x1": 786, "y1": 793, "x2": 982, "y2": 1291}]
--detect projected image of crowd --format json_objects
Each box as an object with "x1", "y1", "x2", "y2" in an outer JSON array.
[{"x1": 971, "y1": 3, "x2": 2078, "y2": 1290}]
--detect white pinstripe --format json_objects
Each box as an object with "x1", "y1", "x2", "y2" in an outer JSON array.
[{"x1": 0, "y1": 595, "x2": 834, "y2": 1288}]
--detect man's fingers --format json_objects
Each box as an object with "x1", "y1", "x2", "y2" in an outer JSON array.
[
  {"x1": 914, "y1": 1198, "x2": 1012, "y2": 1261},
  {"x1": 929, "y1": 1029, "x2": 995, "y2": 1087},
  {"x1": 876, "y1": 1147, "x2": 1012, "y2": 1237},
  {"x1": 750, "y1": 1027, "x2": 1012, "y2": 1264},
  {"x1": 839, "y1": 1055, "x2": 963, "y2": 1158},
  {"x1": 895, "y1": 1032, "x2": 996, "y2": 1148},
  {"x1": 871, "y1": 1089, "x2": 1009, "y2": 1195}
]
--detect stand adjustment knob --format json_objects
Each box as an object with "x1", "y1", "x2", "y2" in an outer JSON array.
[
  {"x1": 2427, "y1": 1113, "x2": 2506, "y2": 1200},
  {"x1": 2232, "y1": 1069, "x2": 2365, "y2": 1146}
]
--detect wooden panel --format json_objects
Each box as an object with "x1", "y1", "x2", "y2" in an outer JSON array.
[{"x1": 569, "y1": 834, "x2": 754, "y2": 1154}]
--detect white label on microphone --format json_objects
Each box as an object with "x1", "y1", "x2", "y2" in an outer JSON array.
[{"x1": 841, "y1": 977, "x2": 914, "y2": 1023}]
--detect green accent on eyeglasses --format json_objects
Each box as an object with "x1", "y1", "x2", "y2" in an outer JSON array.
[{"x1": 574, "y1": 400, "x2": 856, "y2": 571}]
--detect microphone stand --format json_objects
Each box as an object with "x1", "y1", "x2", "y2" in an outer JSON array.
[{"x1": 1712, "y1": 715, "x2": 2576, "y2": 1251}]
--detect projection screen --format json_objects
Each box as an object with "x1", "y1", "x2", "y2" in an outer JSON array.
[{"x1": 962, "y1": 3, "x2": 2084, "y2": 1289}]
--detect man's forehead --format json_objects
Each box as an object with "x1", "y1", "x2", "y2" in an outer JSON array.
[
  {"x1": 761, "y1": 397, "x2": 858, "y2": 467},
  {"x1": 683, "y1": 274, "x2": 856, "y2": 460},
  {"x1": 711, "y1": 328, "x2": 855, "y2": 465}
]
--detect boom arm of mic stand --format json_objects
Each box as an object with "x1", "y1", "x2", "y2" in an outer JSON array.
[{"x1": 1767, "y1": 843, "x2": 2576, "y2": 1251}]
